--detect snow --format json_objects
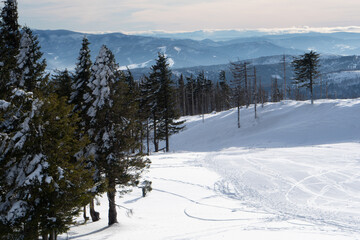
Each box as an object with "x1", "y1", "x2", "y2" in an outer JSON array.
[
  {"x1": 326, "y1": 70, "x2": 360, "y2": 84},
  {"x1": 60, "y1": 99, "x2": 360, "y2": 240},
  {"x1": 174, "y1": 46, "x2": 181, "y2": 54},
  {"x1": 158, "y1": 46, "x2": 167, "y2": 53},
  {"x1": 86, "y1": 45, "x2": 115, "y2": 118},
  {"x1": 11, "y1": 88, "x2": 33, "y2": 98},
  {"x1": 0, "y1": 100, "x2": 10, "y2": 110},
  {"x1": 6, "y1": 201, "x2": 27, "y2": 222},
  {"x1": 119, "y1": 60, "x2": 152, "y2": 70},
  {"x1": 167, "y1": 57, "x2": 175, "y2": 67}
]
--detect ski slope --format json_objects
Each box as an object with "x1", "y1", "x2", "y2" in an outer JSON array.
[{"x1": 60, "y1": 99, "x2": 360, "y2": 240}]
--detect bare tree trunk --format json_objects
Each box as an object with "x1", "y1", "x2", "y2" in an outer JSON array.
[
  {"x1": 146, "y1": 119, "x2": 150, "y2": 155},
  {"x1": 107, "y1": 176, "x2": 118, "y2": 226},
  {"x1": 90, "y1": 198, "x2": 100, "y2": 222},
  {"x1": 237, "y1": 104, "x2": 240, "y2": 128},
  {"x1": 165, "y1": 118, "x2": 169, "y2": 152},
  {"x1": 244, "y1": 63, "x2": 249, "y2": 107},
  {"x1": 191, "y1": 81, "x2": 195, "y2": 115},
  {"x1": 153, "y1": 114, "x2": 158, "y2": 152},
  {"x1": 320, "y1": 75, "x2": 322, "y2": 99},
  {"x1": 183, "y1": 88, "x2": 186, "y2": 115},
  {"x1": 326, "y1": 81, "x2": 328, "y2": 98},
  {"x1": 310, "y1": 77, "x2": 314, "y2": 104},
  {"x1": 254, "y1": 67, "x2": 257, "y2": 119},
  {"x1": 49, "y1": 230, "x2": 57, "y2": 240},
  {"x1": 83, "y1": 205, "x2": 88, "y2": 223},
  {"x1": 259, "y1": 77, "x2": 264, "y2": 108},
  {"x1": 283, "y1": 54, "x2": 286, "y2": 100}
]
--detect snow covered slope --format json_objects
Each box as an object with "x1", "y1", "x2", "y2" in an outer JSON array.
[{"x1": 60, "y1": 99, "x2": 360, "y2": 240}]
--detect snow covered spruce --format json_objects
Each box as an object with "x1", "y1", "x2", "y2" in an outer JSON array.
[
  {"x1": 82, "y1": 45, "x2": 150, "y2": 226},
  {"x1": 0, "y1": 1, "x2": 151, "y2": 239}
]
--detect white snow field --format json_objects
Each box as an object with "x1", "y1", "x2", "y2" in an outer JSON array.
[{"x1": 60, "y1": 99, "x2": 360, "y2": 240}]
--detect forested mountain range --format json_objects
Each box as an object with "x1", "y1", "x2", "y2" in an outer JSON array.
[
  {"x1": 130, "y1": 55, "x2": 360, "y2": 99},
  {"x1": 33, "y1": 29, "x2": 360, "y2": 70},
  {"x1": 36, "y1": 29, "x2": 360, "y2": 70},
  {"x1": 35, "y1": 29, "x2": 360, "y2": 98}
]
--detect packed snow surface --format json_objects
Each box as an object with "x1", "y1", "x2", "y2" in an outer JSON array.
[{"x1": 60, "y1": 99, "x2": 360, "y2": 240}]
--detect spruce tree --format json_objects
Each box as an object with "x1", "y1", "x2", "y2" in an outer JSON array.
[
  {"x1": 86, "y1": 45, "x2": 150, "y2": 225},
  {"x1": 139, "y1": 77, "x2": 155, "y2": 155},
  {"x1": 0, "y1": 0, "x2": 21, "y2": 99},
  {"x1": 219, "y1": 70, "x2": 231, "y2": 111},
  {"x1": 292, "y1": 50, "x2": 320, "y2": 104},
  {"x1": 16, "y1": 27, "x2": 47, "y2": 93},
  {"x1": 186, "y1": 75, "x2": 195, "y2": 116},
  {"x1": 177, "y1": 74, "x2": 186, "y2": 116},
  {"x1": 149, "y1": 53, "x2": 184, "y2": 152},
  {"x1": 51, "y1": 69, "x2": 74, "y2": 100},
  {"x1": 71, "y1": 36, "x2": 92, "y2": 114},
  {"x1": 0, "y1": 91, "x2": 93, "y2": 239},
  {"x1": 69, "y1": 36, "x2": 96, "y2": 222},
  {"x1": 143, "y1": 71, "x2": 161, "y2": 152}
]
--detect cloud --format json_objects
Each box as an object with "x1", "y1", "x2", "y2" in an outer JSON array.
[{"x1": 14, "y1": 0, "x2": 360, "y2": 32}]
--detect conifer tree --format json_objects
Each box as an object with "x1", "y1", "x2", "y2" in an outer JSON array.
[
  {"x1": 51, "y1": 69, "x2": 73, "y2": 100},
  {"x1": 0, "y1": 91, "x2": 93, "y2": 239},
  {"x1": 143, "y1": 71, "x2": 161, "y2": 152},
  {"x1": 186, "y1": 75, "x2": 195, "y2": 116},
  {"x1": 139, "y1": 76, "x2": 155, "y2": 154},
  {"x1": 16, "y1": 27, "x2": 47, "y2": 93},
  {"x1": 86, "y1": 45, "x2": 150, "y2": 225},
  {"x1": 219, "y1": 70, "x2": 231, "y2": 111},
  {"x1": 292, "y1": 50, "x2": 320, "y2": 104},
  {"x1": 177, "y1": 74, "x2": 186, "y2": 116},
  {"x1": 149, "y1": 53, "x2": 184, "y2": 152},
  {"x1": 71, "y1": 36, "x2": 92, "y2": 114},
  {"x1": 0, "y1": 0, "x2": 21, "y2": 99}
]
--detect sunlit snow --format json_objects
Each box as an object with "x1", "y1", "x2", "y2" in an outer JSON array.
[{"x1": 60, "y1": 99, "x2": 360, "y2": 240}]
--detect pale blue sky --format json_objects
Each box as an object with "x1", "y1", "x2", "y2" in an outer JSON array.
[{"x1": 11, "y1": 0, "x2": 360, "y2": 33}]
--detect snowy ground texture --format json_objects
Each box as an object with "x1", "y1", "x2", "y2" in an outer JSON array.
[{"x1": 60, "y1": 99, "x2": 360, "y2": 240}]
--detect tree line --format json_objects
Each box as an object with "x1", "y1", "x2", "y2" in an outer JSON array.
[{"x1": 170, "y1": 51, "x2": 320, "y2": 128}]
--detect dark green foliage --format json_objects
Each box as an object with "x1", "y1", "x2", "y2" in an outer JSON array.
[
  {"x1": 0, "y1": 92, "x2": 93, "y2": 239},
  {"x1": 177, "y1": 74, "x2": 186, "y2": 115},
  {"x1": 149, "y1": 53, "x2": 184, "y2": 152},
  {"x1": 16, "y1": 27, "x2": 48, "y2": 93},
  {"x1": 0, "y1": 0, "x2": 21, "y2": 99},
  {"x1": 219, "y1": 70, "x2": 231, "y2": 111},
  {"x1": 51, "y1": 69, "x2": 74, "y2": 100},
  {"x1": 292, "y1": 50, "x2": 320, "y2": 104},
  {"x1": 71, "y1": 36, "x2": 92, "y2": 114},
  {"x1": 0, "y1": 3, "x2": 96, "y2": 238},
  {"x1": 271, "y1": 77, "x2": 283, "y2": 102},
  {"x1": 86, "y1": 45, "x2": 150, "y2": 225}
]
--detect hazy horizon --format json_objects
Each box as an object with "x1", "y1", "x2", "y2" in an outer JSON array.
[{"x1": 10, "y1": 0, "x2": 360, "y2": 33}]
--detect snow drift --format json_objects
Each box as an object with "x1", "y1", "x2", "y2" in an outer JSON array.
[{"x1": 60, "y1": 99, "x2": 360, "y2": 240}]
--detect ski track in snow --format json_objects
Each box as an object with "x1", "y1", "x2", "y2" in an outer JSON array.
[
  {"x1": 203, "y1": 147, "x2": 360, "y2": 234},
  {"x1": 60, "y1": 99, "x2": 360, "y2": 240}
]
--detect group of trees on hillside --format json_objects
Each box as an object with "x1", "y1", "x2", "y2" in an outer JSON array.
[
  {"x1": 0, "y1": 1, "x2": 184, "y2": 239},
  {"x1": 169, "y1": 51, "x2": 320, "y2": 128}
]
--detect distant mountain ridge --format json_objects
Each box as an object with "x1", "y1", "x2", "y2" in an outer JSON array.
[
  {"x1": 35, "y1": 29, "x2": 303, "y2": 70},
  {"x1": 34, "y1": 29, "x2": 360, "y2": 71},
  {"x1": 33, "y1": 29, "x2": 360, "y2": 98}
]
